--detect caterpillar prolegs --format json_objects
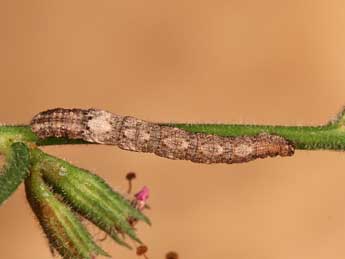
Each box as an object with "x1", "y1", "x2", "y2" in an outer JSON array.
[{"x1": 30, "y1": 108, "x2": 295, "y2": 164}]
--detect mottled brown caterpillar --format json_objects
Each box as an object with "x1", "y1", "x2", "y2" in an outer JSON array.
[{"x1": 30, "y1": 108, "x2": 295, "y2": 164}]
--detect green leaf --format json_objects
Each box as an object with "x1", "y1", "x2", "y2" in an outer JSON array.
[{"x1": 0, "y1": 142, "x2": 30, "y2": 206}]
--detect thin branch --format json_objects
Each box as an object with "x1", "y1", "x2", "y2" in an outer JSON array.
[
  {"x1": 1, "y1": 107, "x2": 345, "y2": 162},
  {"x1": 2, "y1": 107, "x2": 345, "y2": 152},
  {"x1": 168, "y1": 123, "x2": 341, "y2": 150}
]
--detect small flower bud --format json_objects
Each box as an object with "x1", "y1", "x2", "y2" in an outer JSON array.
[
  {"x1": 34, "y1": 149, "x2": 150, "y2": 250},
  {"x1": 25, "y1": 164, "x2": 108, "y2": 259}
]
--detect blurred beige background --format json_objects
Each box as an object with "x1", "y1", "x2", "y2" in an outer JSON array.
[{"x1": 1, "y1": 1, "x2": 345, "y2": 258}]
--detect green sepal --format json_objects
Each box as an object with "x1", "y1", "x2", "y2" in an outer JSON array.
[
  {"x1": 25, "y1": 164, "x2": 109, "y2": 259},
  {"x1": 32, "y1": 149, "x2": 150, "y2": 248},
  {"x1": 0, "y1": 142, "x2": 30, "y2": 206}
]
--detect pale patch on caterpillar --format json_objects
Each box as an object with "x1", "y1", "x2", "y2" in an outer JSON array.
[{"x1": 30, "y1": 108, "x2": 295, "y2": 164}]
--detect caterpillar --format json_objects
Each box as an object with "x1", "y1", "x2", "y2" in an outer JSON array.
[{"x1": 30, "y1": 108, "x2": 295, "y2": 164}]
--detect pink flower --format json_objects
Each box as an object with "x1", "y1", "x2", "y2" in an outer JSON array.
[
  {"x1": 135, "y1": 186, "x2": 149, "y2": 202},
  {"x1": 133, "y1": 186, "x2": 149, "y2": 211}
]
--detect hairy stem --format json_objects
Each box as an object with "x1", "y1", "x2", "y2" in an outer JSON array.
[
  {"x1": 167, "y1": 123, "x2": 340, "y2": 150},
  {"x1": 0, "y1": 126, "x2": 89, "y2": 149},
  {"x1": 163, "y1": 107, "x2": 345, "y2": 150},
  {"x1": 2, "y1": 107, "x2": 345, "y2": 151}
]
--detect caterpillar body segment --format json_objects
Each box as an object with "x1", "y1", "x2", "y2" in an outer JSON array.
[{"x1": 31, "y1": 108, "x2": 295, "y2": 164}]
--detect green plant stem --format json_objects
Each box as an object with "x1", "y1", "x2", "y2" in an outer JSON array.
[
  {"x1": 0, "y1": 126, "x2": 89, "y2": 151},
  {"x1": 1, "y1": 111, "x2": 345, "y2": 151},
  {"x1": 167, "y1": 123, "x2": 344, "y2": 150}
]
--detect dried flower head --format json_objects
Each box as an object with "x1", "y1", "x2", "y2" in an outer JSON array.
[
  {"x1": 166, "y1": 251, "x2": 179, "y2": 259},
  {"x1": 136, "y1": 245, "x2": 148, "y2": 256},
  {"x1": 126, "y1": 171, "x2": 137, "y2": 181}
]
